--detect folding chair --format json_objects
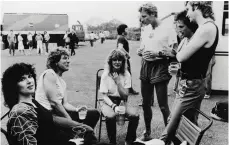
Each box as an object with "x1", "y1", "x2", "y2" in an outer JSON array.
[
  {"x1": 1, "y1": 111, "x2": 13, "y2": 145},
  {"x1": 95, "y1": 69, "x2": 129, "y2": 142},
  {"x1": 176, "y1": 108, "x2": 213, "y2": 145}
]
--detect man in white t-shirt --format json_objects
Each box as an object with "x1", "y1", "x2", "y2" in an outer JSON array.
[
  {"x1": 89, "y1": 32, "x2": 95, "y2": 47},
  {"x1": 99, "y1": 31, "x2": 105, "y2": 44},
  {"x1": 137, "y1": 2, "x2": 178, "y2": 141}
]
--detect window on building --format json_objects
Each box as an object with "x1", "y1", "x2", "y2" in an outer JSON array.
[{"x1": 222, "y1": 1, "x2": 228, "y2": 36}]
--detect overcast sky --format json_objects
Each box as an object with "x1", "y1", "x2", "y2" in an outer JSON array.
[{"x1": 1, "y1": 1, "x2": 186, "y2": 27}]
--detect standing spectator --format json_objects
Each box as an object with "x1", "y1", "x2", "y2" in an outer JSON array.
[
  {"x1": 137, "y1": 2, "x2": 177, "y2": 141},
  {"x1": 160, "y1": 2, "x2": 219, "y2": 144},
  {"x1": 64, "y1": 30, "x2": 70, "y2": 50},
  {"x1": 89, "y1": 32, "x2": 95, "y2": 47},
  {"x1": 99, "y1": 31, "x2": 105, "y2": 44},
  {"x1": 27, "y1": 32, "x2": 33, "y2": 55},
  {"x1": 44, "y1": 31, "x2": 50, "y2": 55},
  {"x1": 33, "y1": 31, "x2": 37, "y2": 49},
  {"x1": 7, "y1": 30, "x2": 16, "y2": 56},
  {"x1": 35, "y1": 32, "x2": 43, "y2": 55},
  {"x1": 117, "y1": 24, "x2": 139, "y2": 95},
  {"x1": 17, "y1": 33, "x2": 25, "y2": 55},
  {"x1": 69, "y1": 30, "x2": 77, "y2": 56}
]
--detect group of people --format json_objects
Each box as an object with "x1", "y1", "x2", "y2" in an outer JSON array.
[
  {"x1": 63, "y1": 29, "x2": 79, "y2": 56},
  {"x1": 2, "y1": 1, "x2": 219, "y2": 145},
  {"x1": 88, "y1": 31, "x2": 106, "y2": 48},
  {"x1": 6, "y1": 30, "x2": 50, "y2": 56},
  {"x1": 136, "y1": 1, "x2": 218, "y2": 145}
]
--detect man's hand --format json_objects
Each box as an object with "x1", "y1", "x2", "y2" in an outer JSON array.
[
  {"x1": 112, "y1": 72, "x2": 121, "y2": 84},
  {"x1": 142, "y1": 50, "x2": 157, "y2": 59},
  {"x1": 161, "y1": 49, "x2": 175, "y2": 57},
  {"x1": 137, "y1": 48, "x2": 143, "y2": 56}
]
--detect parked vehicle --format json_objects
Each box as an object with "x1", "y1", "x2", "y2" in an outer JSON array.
[{"x1": 211, "y1": 1, "x2": 228, "y2": 91}]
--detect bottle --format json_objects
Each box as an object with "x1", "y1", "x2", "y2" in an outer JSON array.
[{"x1": 116, "y1": 100, "x2": 125, "y2": 126}]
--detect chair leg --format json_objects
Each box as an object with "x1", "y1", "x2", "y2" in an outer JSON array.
[{"x1": 98, "y1": 115, "x2": 103, "y2": 142}]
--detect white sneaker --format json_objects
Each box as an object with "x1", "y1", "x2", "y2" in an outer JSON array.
[{"x1": 210, "y1": 112, "x2": 223, "y2": 121}]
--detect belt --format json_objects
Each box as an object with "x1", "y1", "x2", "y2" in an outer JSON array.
[{"x1": 178, "y1": 70, "x2": 204, "y2": 80}]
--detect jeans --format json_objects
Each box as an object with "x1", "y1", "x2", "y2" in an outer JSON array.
[
  {"x1": 100, "y1": 98, "x2": 139, "y2": 144},
  {"x1": 9, "y1": 42, "x2": 15, "y2": 55},
  {"x1": 45, "y1": 42, "x2": 49, "y2": 53},
  {"x1": 141, "y1": 80, "x2": 170, "y2": 132},
  {"x1": 52, "y1": 109, "x2": 100, "y2": 145},
  {"x1": 90, "y1": 40, "x2": 94, "y2": 47},
  {"x1": 101, "y1": 38, "x2": 105, "y2": 44},
  {"x1": 160, "y1": 78, "x2": 205, "y2": 145},
  {"x1": 70, "y1": 43, "x2": 75, "y2": 56}
]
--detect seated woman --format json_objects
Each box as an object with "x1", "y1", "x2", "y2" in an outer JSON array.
[
  {"x1": 35, "y1": 48, "x2": 100, "y2": 145},
  {"x1": 2, "y1": 62, "x2": 83, "y2": 145},
  {"x1": 99, "y1": 49, "x2": 140, "y2": 145}
]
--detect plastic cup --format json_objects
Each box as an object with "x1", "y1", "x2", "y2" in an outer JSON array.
[
  {"x1": 72, "y1": 127, "x2": 86, "y2": 139},
  {"x1": 170, "y1": 62, "x2": 180, "y2": 75},
  {"x1": 78, "y1": 106, "x2": 87, "y2": 120}
]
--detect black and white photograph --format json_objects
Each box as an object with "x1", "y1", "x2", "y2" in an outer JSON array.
[{"x1": 0, "y1": 1, "x2": 228, "y2": 145}]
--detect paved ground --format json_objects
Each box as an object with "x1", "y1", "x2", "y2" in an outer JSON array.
[{"x1": 1, "y1": 40, "x2": 228, "y2": 145}]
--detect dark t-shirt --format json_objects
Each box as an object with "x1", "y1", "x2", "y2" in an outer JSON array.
[{"x1": 117, "y1": 35, "x2": 129, "y2": 53}]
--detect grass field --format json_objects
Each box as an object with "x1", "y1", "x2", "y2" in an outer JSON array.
[{"x1": 1, "y1": 40, "x2": 228, "y2": 145}]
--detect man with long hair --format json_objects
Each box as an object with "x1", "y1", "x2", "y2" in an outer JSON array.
[{"x1": 160, "y1": 2, "x2": 219, "y2": 144}]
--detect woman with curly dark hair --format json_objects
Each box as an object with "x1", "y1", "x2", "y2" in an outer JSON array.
[
  {"x1": 2, "y1": 62, "x2": 84, "y2": 145},
  {"x1": 99, "y1": 49, "x2": 139, "y2": 145}
]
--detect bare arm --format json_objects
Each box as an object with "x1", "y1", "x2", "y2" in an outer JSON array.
[
  {"x1": 176, "y1": 24, "x2": 215, "y2": 62},
  {"x1": 102, "y1": 93, "x2": 114, "y2": 107},
  {"x1": 43, "y1": 72, "x2": 71, "y2": 119},
  {"x1": 62, "y1": 93, "x2": 78, "y2": 112},
  {"x1": 112, "y1": 73, "x2": 129, "y2": 100}
]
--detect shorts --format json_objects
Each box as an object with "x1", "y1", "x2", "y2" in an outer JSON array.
[
  {"x1": 65, "y1": 42, "x2": 70, "y2": 46},
  {"x1": 140, "y1": 59, "x2": 171, "y2": 84}
]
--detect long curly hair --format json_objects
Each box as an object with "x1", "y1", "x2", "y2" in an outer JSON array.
[
  {"x1": 185, "y1": 1, "x2": 215, "y2": 21},
  {"x1": 46, "y1": 47, "x2": 70, "y2": 72},
  {"x1": 104, "y1": 49, "x2": 128, "y2": 75},
  {"x1": 1, "y1": 63, "x2": 37, "y2": 109}
]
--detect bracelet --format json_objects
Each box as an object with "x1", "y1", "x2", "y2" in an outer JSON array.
[
  {"x1": 113, "y1": 106, "x2": 117, "y2": 111},
  {"x1": 111, "y1": 103, "x2": 115, "y2": 108},
  {"x1": 112, "y1": 104, "x2": 117, "y2": 111}
]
